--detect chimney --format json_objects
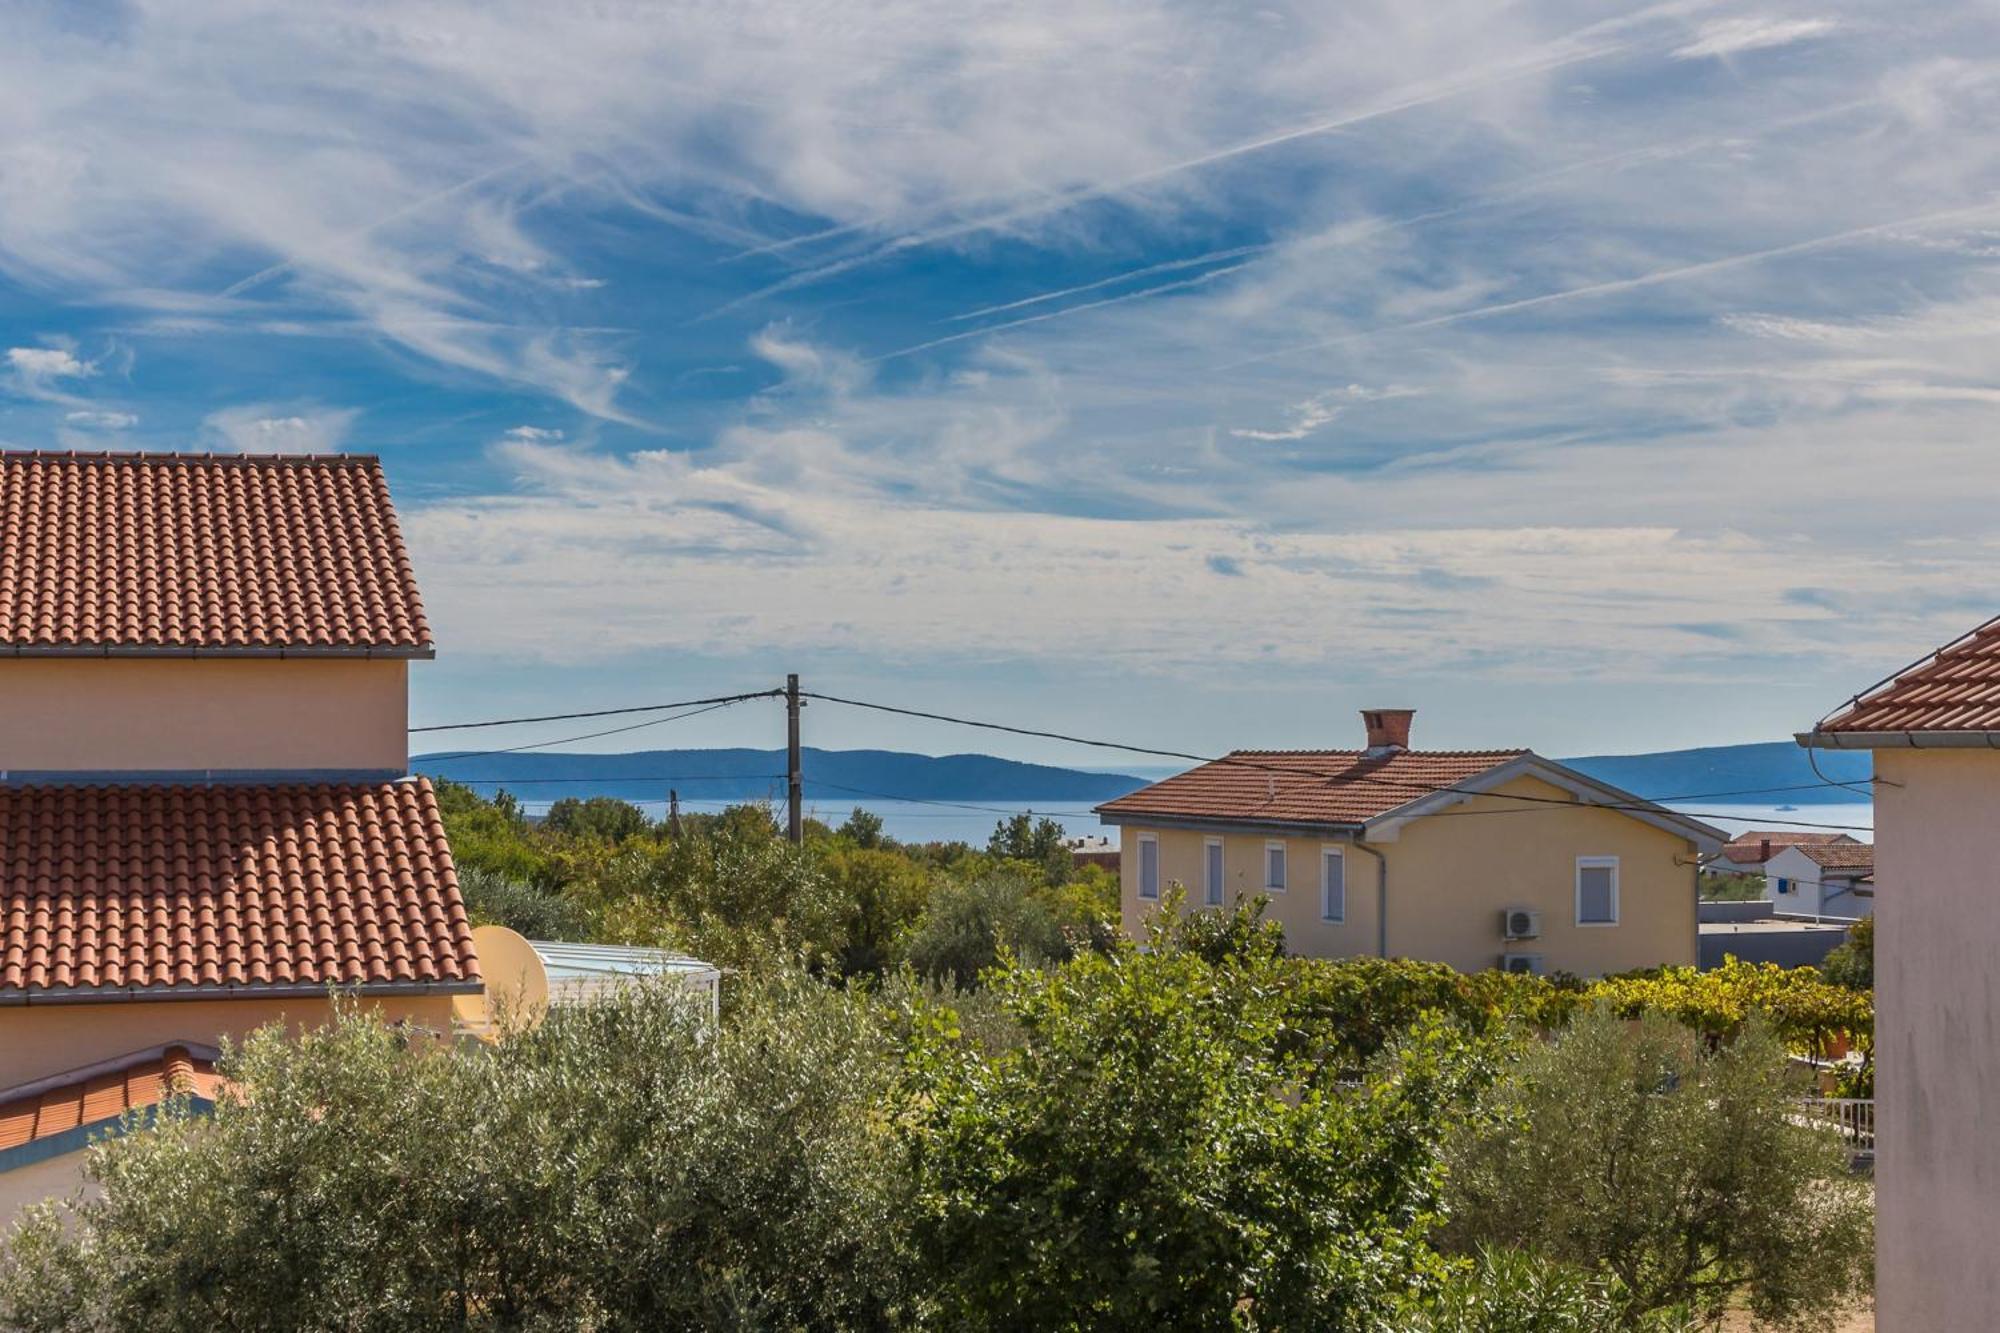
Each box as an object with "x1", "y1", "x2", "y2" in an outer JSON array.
[{"x1": 1361, "y1": 709, "x2": 1415, "y2": 757}]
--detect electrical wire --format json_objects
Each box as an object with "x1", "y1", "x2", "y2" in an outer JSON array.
[
  {"x1": 800, "y1": 690, "x2": 1874, "y2": 827},
  {"x1": 416, "y1": 699, "x2": 754, "y2": 764},
  {"x1": 409, "y1": 689, "x2": 784, "y2": 734}
]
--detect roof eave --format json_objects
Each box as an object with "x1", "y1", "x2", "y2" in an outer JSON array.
[
  {"x1": 0, "y1": 978, "x2": 483, "y2": 1007},
  {"x1": 1094, "y1": 808, "x2": 1366, "y2": 839},
  {"x1": 1797, "y1": 729, "x2": 2000, "y2": 751},
  {"x1": 2, "y1": 644, "x2": 436, "y2": 660}
]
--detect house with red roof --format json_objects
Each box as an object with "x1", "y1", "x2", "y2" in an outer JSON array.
[
  {"x1": 0, "y1": 451, "x2": 480, "y2": 1213},
  {"x1": 1800, "y1": 613, "x2": 2000, "y2": 1327},
  {"x1": 1096, "y1": 709, "x2": 1725, "y2": 977},
  {"x1": 1761, "y1": 839, "x2": 1873, "y2": 921}
]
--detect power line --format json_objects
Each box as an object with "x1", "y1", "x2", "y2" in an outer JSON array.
[
  {"x1": 409, "y1": 689, "x2": 784, "y2": 734},
  {"x1": 800, "y1": 690, "x2": 1870, "y2": 824},
  {"x1": 417, "y1": 699, "x2": 754, "y2": 764}
]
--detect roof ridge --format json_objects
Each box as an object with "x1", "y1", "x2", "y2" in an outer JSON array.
[
  {"x1": 1223, "y1": 747, "x2": 1530, "y2": 757},
  {"x1": 0, "y1": 449, "x2": 380, "y2": 465}
]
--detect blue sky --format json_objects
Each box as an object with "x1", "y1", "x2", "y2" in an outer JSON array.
[{"x1": 2, "y1": 0, "x2": 1998, "y2": 765}]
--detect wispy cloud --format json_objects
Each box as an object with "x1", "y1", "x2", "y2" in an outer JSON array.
[
  {"x1": 1673, "y1": 17, "x2": 1838, "y2": 60},
  {"x1": 63, "y1": 409, "x2": 137, "y2": 430}
]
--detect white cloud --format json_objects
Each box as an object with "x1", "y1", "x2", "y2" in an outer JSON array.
[
  {"x1": 63, "y1": 409, "x2": 137, "y2": 429},
  {"x1": 200, "y1": 405, "x2": 358, "y2": 454},
  {"x1": 4, "y1": 345, "x2": 94, "y2": 402},
  {"x1": 1230, "y1": 384, "x2": 1419, "y2": 441},
  {"x1": 504, "y1": 426, "x2": 565, "y2": 441},
  {"x1": 1673, "y1": 17, "x2": 1838, "y2": 61}
]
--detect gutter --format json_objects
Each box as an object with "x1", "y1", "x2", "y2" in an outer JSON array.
[
  {"x1": 1347, "y1": 837, "x2": 1389, "y2": 959},
  {"x1": 1797, "y1": 730, "x2": 2000, "y2": 751},
  {"x1": 0, "y1": 979, "x2": 484, "y2": 1007}
]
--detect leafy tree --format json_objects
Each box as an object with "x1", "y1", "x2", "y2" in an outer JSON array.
[
  {"x1": 895, "y1": 941, "x2": 1486, "y2": 1331},
  {"x1": 824, "y1": 845, "x2": 936, "y2": 979},
  {"x1": 455, "y1": 864, "x2": 595, "y2": 942},
  {"x1": 986, "y1": 812, "x2": 1073, "y2": 885},
  {"x1": 1820, "y1": 915, "x2": 1873, "y2": 991},
  {"x1": 837, "y1": 806, "x2": 890, "y2": 849},
  {"x1": 899, "y1": 870, "x2": 1071, "y2": 990},
  {"x1": 431, "y1": 779, "x2": 562, "y2": 890},
  {"x1": 0, "y1": 978, "x2": 913, "y2": 1331},
  {"x1": 1439, "y1": 1007, "x2": 1874, "y2": 1329},
  {"x1": 1403, "y1": 1248, "x2": 1687, "y2": 1333},
  {"x1": 541, "y1": 795, "x2": 653, "y2": 844}
]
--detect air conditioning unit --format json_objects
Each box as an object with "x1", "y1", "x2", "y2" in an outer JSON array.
[
  {"x1": 1500, "y1": 908, "x2": 1542, "y2": 940},
  {"x1": 1500, "y1": 952, "x2": 1545, "y2": 977}
]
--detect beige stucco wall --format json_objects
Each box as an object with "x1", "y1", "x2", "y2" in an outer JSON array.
[
  {"x1": 0, "y1": 993, "x2": 457, "y2": 1090},
  {"x1": 1871, "y1": 748, "x2": 2000, "y2": 1328},
  {"x1": 0, "y1": 658, "x2": 408, "y2": 774},
  {"x1": 0, "y1": 1149, "x2": 90, "y2": 1222},
  {"x1": 1117, "y1": 774, "x2": 1697, "y2": 975}
]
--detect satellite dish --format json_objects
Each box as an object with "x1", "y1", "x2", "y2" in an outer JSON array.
[{"x1": 455, "y1": 925, "x2": 551, "y2": 1037}]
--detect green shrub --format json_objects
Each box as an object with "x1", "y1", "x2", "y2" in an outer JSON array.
[
  {"x1": 1405, "y1": 1248, "x2": 1689, "y2": 1333},
  {"x1": 899, "y1": 870, "x2": 1071, "y2": 990},
  {"x1": 455, "y1": 864, "x2": 595, "y2": 942},
  {"x1": 896, "y1": 942, "x2": 1486, "y2": 1331},
  {"x1": 0, "y1": 977, "x2": 913, "y2": 1331},
  {"x1": 1440, "y1": 1007, "x2": 1873, "y2": 1329}
]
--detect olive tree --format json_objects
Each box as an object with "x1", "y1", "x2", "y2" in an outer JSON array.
[
  {"x1": 1439, "y1": 1007, "x2": 1873, "y2": 1330},
  {"x1": 0, "y1": 976, "x2": 912, "y2": 1332}
]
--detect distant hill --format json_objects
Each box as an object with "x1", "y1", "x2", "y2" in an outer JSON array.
[
  {"x1": 1560, "y1": 741, "x2": 1870, "y2": 806},
  {"x1": 414, "y1": 740, "x2": 1871, "y2": 809},
  {"x1": 413, "y1": 746, "x2": 1149, "y2": 804}
]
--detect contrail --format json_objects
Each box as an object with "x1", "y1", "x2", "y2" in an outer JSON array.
[
  {"x1": 927, "y1": 94, "x2": 1880, "y2": 334},
  {"x1": 703, "y1": 38, "x2": 1622, "y2": 316},
  {"x1": 1228, "y1": 197, "x2": 2000, "y2": 368},
  {"x1": 869, "y1": 263, "x2": 1252, "y2": 362},
  {"x1": 946, "y1": 245, "x2": 1272, "y2": 322}
]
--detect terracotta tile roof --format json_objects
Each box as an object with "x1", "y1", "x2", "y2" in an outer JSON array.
[
  {"x1": 0, "y1": 451, "x2": 431, "y2": 654},
  {"x1": 1095, "y1": 749, "x2": 1527, "y2": 827},
  {"x1": 0, "y1": 779, "x2": 479, "y2": 1000},
  {"x1": 1818, "y1": 614, "x2": 2000, "y2": 733},
  {"x1": 1798, "y1": 842, "x2": 1874, "y2": 871},
  {"x1": 0, "y1": 1046, "x2": 227, "y2": 1163},
  {"x1": 1719, "y1": 831, "x2": 1857, "y2": 865}
]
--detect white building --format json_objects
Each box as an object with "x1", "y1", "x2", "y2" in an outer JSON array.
[{"x1": 1763, "y1": 842, "x2": 1873, "y2": 921}]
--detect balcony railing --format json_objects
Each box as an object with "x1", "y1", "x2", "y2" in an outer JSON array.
[{"x1": 1799, "y1": 1097, "x2": 1875, "y2": 1155}]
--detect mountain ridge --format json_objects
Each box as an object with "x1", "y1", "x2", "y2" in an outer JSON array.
[{"x1": 415, "y1": 740, "x2": 1871, "y2": 807}]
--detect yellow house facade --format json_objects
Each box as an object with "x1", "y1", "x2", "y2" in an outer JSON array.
[{"x1": 1098, "y1": 710, "x2": 1723, "y2": 976}]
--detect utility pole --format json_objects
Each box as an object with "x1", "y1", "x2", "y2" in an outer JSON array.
[{"x1": 786, "y1": 673, "x2": 804, "y2": 844}]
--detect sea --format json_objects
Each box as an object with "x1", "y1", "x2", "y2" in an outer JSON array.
[{"x1": 513, "y1": 797, "x2": 1874, "y2": 849}]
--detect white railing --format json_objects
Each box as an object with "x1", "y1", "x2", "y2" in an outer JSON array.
[{"x1": 1799, "y1": 1097, "x2": 1874, "y2": 1153}]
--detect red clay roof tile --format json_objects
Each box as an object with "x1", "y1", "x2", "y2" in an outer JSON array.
[
  {"x1": 0, "y1": 1047, "x2": 227, "y2": 1156},
  {"x1": 0, "y1": 451, "x2": 431, "y2": 653},
  {"x1": 1095, "y1": 749, "x2": 1526, "y2": 827},
  {"x1": 0, "y1": 779, "x2": 478, "y2": 999},
  {"x1": 1797, "y1": 842, "x2": 1874, "y2": 870},
  {"x1": 1819, "y1": 614, "x2": 2000, "y2": 733},
  {"x1": 1718, "y1": 831, "x2": 1858, "y2": 864}
]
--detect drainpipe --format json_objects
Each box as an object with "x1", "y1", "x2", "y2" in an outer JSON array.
[{"x1": 1348, "y1": 836, "x2": 1388, "y2": 958}]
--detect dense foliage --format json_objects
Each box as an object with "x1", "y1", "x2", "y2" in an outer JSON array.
[
  {"x1": 0, "y1": 790, "x2": 1878, "y2": 1331},
  {"x1": 430, "y1": 783, "x2": 1118, "y2": 986},
  {"x1": 1442, "y1": 1009, "x2": 1874, "y2": 1329}
]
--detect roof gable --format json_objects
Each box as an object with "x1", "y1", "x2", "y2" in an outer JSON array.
[
  {"x1": 0, "y1": 451, "x2": 431, "y2": 655},
  {"x1": 0, "y1": 778, "x2": 479, "y2": 1001},
  {"x1": 0, "y1": 1045, "x2": 227, "y2": 1173}
]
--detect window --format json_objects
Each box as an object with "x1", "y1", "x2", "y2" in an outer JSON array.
[
  {"x1": 1264, "y1": 841, "x2": 1287, "y2": 892},
  {"x1": 1138, "y1": 835, "x2": 1159, "y2": 900},
  {"x1": 1776, "y1": 877, "x2": 1793, "y2": 896},
  {"x1": 1204, "y1": 837, "x2": 1225, "y2": 906},
  {"x1": 1321, "y1": 846, "x2": 1346, "y2": 923},
  {"x1": 1576, "y1": 856, "x2": 1619, "y2": 925}
]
